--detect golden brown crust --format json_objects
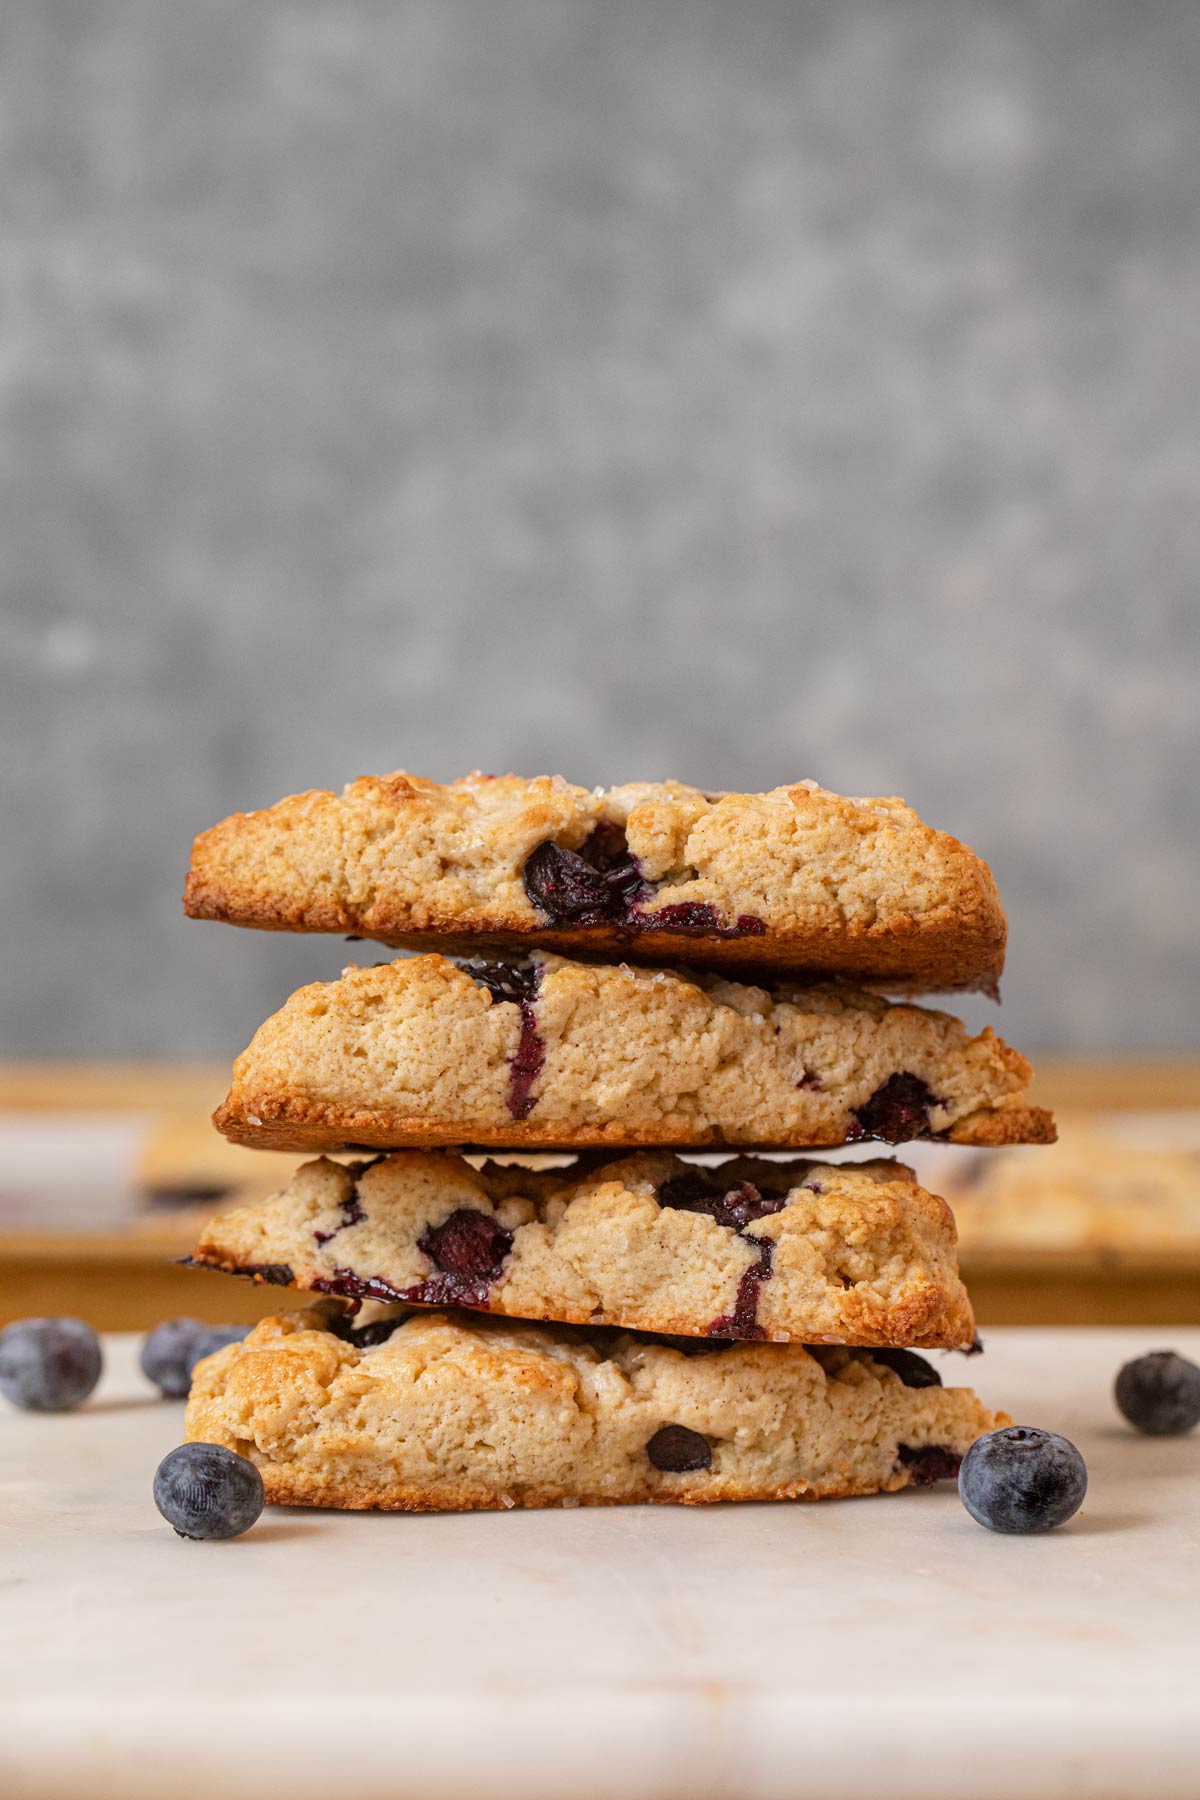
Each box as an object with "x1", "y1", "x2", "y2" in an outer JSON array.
[
  {"x1": 249, "y1": 1466, "x2": 917, "y2": 1510},
  {"x1": 214, "y1": 1096, "x2": 1056, "y2": 1153},
  {"x1": 186, "y1": 1149, "x2": 977, "y2": 1349},
  {"x1": 212, "y1": 952, "x2": 1053, "y2": 1155},
  {"x1": 184, "y1": 772, "x2": 1006, "y2": 991},
  {"x1": 944, "y1": 1107, "x2": 1057, "y2": 1146},
  {"x1": 184, "y1": 1307, "x2": 1008, "y2": 1511}
]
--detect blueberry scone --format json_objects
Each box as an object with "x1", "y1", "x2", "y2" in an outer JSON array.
[
  {"x1": 184, "y1": 772, "x2": 1006, "y2": 991},
  {"x1": 213, "y1": 954, "x2": 1054, "y2": 1153},
  {"x1": 947, "y1": 1127, "x2": 1200, "y2": 1258},
  {"x1": 184, "y1": 1305, "x2": 1006, "y2": 1510},
  {"x1": 185, "y1": 1149, "x2": 976, "y2": 1348}
]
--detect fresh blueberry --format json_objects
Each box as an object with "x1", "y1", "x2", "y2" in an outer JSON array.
[
  {"x1": 506, "y1": 996, "x2": 545, "y2": 1121},
  {"x1": 185, "y1": 1324, "x2": 252, "y2": 1378},
  {"x1": 959, "y1": 1426, "x2": 1087, "y2": 1533},
  {"x1": 153, "y1": 1443, "x2": 265, "y2": 1540},
  {"x1": 140, "y1": 1318, "x2": 208, "y2": 1398},
  {"x1": 1114, "y1": 1351, "x2": 1200, "y2": 1436},
  {"x1": 0, "y1": 1317, "x2": 102, "y2": 1412},
  {"x1": 312, "y1": 1187, "x2": 365, "y2": 1246}
]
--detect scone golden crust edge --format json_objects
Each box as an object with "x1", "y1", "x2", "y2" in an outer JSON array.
[
  {"x1": 184, "y1": 1308, "x2": 1008, "y2": 1511},
  {"x1": 186, "y1": 1149, "x2": 977, "y2": 1350},
  {"x1": 184, "y1": 772, "x2": 1006, "y2": 991},
  {"x1": 213, "y1": 953, "x2": 1054, "y2": 1154}
]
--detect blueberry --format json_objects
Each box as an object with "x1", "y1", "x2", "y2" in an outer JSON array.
[
  {"x1": 640, "y1": 901, "x2": 723, "y2": 935},
  {"x1": 140, "y1": 1318, "x2": 208, "y2": 1398},
  {"x1": 637, "y1": 903, "x2": 765, "y2": 938},
  {"x1": 646, "y1": 1424, "x2": 713, "y2": 1472},
  {"x1": 658, "y1": 1175, "x2": 786, "y2": 1232},
  {"x1": 153, "y1": 1443, "x2": 265, "y2": 1539},
  {"x1": 522, "y1": 841, "x2": 613, "y2": 924},
  {"x1": 522, "y1": 830, "x2": 646, "y2": 926},
  {"x1": 959, "y1": 1426, "x2": 1087, "y2": 1533},
  {"x1": 1114, "y1": 1350, "x2": 1200, "y2": 1436},
  {"x1": 185, "y1": 1324, "x2": 252, "y2": 1378},
  {"x1": 898, "y1": 1444, "x2": 961, "y2": 1485},
  {"x1": 421, "y1": 1208, "x2": 512, "y2": 1279},
  {"x1": 848, "y1": 1072, "x2": 938, "y2": 1143},
  {"x1": 0, "y1": 1317, "x2": 102, "y2": 1411},
  {"x1": 872, "y1": 1348, "x2": 943, "y2": 1389},
  {"x1": 461, "y1": 959, "x2": 540, "y2": 1006}
]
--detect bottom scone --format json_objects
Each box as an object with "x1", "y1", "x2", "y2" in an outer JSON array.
[{"x1": 185, "y1": 1304, "x2": 1007, "y2": 1511}]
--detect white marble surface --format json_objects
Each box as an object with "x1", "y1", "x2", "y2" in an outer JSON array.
[{"x1": 3, "y1": 1328, "x2": 1199, "y2": 1800}]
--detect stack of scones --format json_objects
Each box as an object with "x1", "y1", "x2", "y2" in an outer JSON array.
[{"x1": 175, "y1": 772, "x2": 1054, "y2": 1513}]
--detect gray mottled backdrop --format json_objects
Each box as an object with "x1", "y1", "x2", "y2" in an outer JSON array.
[{"x1": 2, "y1": 0, "x2": 1198, "y2": 1055}]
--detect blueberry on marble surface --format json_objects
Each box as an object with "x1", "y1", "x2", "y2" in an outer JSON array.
[
  {"x1": 959, "y1": 1427, "x2": 1087, "y2": 1533},
  {"x1": 154, "y1": 1443, "x2": 265, "y2": 1540},
  {"x1": 185, "y1": 1324, "x2": 253, "y2": 1377},
  {"x1": 0, "y1": 1317, "x2": 102, "y2": 1412},
  {"x1": 1114, "y1": 1351, "x2": 1200, "y2": 1436},
  {"x1": 140, "y1": 1318, "x2": 208, "y2": 1397}
]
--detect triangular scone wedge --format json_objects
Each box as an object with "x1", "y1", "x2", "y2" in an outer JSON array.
[
  {"x1": 186, "y1": 1149, "x2": 977, "y2": 1349},
  {"x1": 185, "y1": 1305, "x2": 1008, "y2": 1511},
  {"x1": 185, "y1": 772, "x2": 1006, "y2": 991},
  {"x1": 214, "y1": 953, "x2": 1055, "y2": 1154}
]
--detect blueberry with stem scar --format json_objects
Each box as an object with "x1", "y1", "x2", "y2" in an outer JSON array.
[{"x1": 958, "y1": 1427, "x2": 1087, "y2": 1533}]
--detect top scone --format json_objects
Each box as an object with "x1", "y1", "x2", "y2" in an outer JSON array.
[{"x1": 184, "y1": 771, "x2": 1006, "y2": 991}]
